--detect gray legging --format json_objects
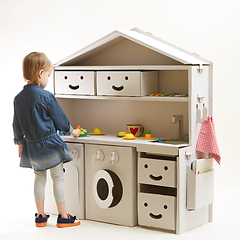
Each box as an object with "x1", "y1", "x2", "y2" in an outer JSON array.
[{"x1": 34, "y1": 162, "x2": 65, "y2": 204}]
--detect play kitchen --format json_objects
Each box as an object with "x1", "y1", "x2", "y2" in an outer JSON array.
[{"x1": 45, "y1": 29, "x2": 220, "y2": 234}]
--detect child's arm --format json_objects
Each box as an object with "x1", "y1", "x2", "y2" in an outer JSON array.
[
  {"x1": 47, "y1": 94, "x2": 72, "y2": 134},
  {"x1": 13, "y1": 100, "x2": 24, "y2": 145}
]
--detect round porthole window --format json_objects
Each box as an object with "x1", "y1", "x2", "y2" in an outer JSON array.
[{"x1": 92, "y1": 169, "x2": 123, "y2": 209}]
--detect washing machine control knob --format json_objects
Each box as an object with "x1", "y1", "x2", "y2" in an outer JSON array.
[
  {"x1": 71, "y1": 148, "x2": 79, "y2": 161},
  {"x1": 95, "y1": 150, "x2": 104, "y2": 162},
  {"x1": 110, "y1": 151, "x2": 119, "y2": 164}
]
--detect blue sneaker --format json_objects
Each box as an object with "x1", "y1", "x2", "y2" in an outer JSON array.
[
  {"x1": 56, "y1": 214, "x2": 80, "y2": 228},
  {"x1": 35, "y1": 213, "x2": 50, "y2": 227}
]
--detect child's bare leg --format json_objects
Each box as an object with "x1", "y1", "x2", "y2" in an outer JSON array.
[
  {"x1": 57, "y1": 202, "x2": 68, "y2": 218},
  {"x1": 35, "y1": 201, "x2": 45, "y2": 217}
]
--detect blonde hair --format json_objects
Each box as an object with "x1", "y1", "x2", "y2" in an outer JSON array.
[{"x1": 22, "y1": 52, "x2": 53, "y2": 84}]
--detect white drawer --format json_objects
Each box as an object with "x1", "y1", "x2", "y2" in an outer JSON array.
[
  {"x1": 138, "y1": 158, "x2": 176, "y2": 188},
  {"x1": 55, "y1": 71, "x2": 96, "y2": 95},
  {"x1": 138, "y1": 193, "x2": 176, "y2": 230},
  {"x1": 97, "y1": 71, "x2": 158, "y2": 96}
]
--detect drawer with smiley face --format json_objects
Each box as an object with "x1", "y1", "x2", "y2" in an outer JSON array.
[
  {"x1": 138, "y1": 192, "x2": 176, "y2": 230},
  {"x1": 97, "y1": 71, "x2": 158, "y2": 96},
  {"x1": 55, "y1": 71, "x2": 96, "y2": 95},
  {"x1": 138, "y1": 158, "x2": 176, "y2": 188}
]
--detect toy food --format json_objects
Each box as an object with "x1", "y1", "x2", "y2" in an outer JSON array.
[
  {"x1": 145, "y1": 130, "x2": 152, "y2": 139},
  {"x1": 123, "y1": 133, "x2": 136, "y2": 140},
  {"x1": 93, "y1": 128, "x2": 101, "y2": 134},
  {"x1": 90, "y1": 128, "x2": 105, "y2": 135},
  {"x1": 118, "y1": 131, "x2": 127, "y2": 137},
  {"x1": 77, "y1": 125, "x2": 88, "y2": 136}
]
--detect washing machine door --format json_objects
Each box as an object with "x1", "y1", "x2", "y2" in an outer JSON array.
[{"x1": 93, "y1": 169, "x2": 123, "y2": 209}]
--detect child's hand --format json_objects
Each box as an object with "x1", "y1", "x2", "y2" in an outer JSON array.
[
  {"x1": 72, "y1": 129, "x2": 79, "y2": 138},
  {"x1": 18, "y1": 145, "x2": 23, "y2": 158}
]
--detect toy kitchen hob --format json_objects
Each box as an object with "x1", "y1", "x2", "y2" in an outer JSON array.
[{"x1": 45, "y1": 28, "x2": 215, "y2": 234}]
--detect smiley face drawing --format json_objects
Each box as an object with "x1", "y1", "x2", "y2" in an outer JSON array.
[
  {"x1": 138, "y1": 193, "x2": 176, "y2": 230},
  {"x1": 97, "y1": 71, "x2": 141, "y2": 96},
  {"x1": 55, "y1": 71, "x2": 95, "y2": 95}
]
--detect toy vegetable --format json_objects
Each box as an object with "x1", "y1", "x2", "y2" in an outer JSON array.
[{"x1": 145, "y1": 130, "x2": 152, "y2": 139}]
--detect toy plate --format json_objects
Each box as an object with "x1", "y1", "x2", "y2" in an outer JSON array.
[
  {"x1": 139, "y1": 137, "x2": 157, "y2": 140},
  {"x1": 79, "y1": 133, "x2": 88, "y2": 137},
  {"x1": 123, "y1": 136, "x2": 137, "y2": 140},
  {"x1": 90, "y1": 132, "x2": 106, "y2": 135},
  {"x1": 117, "y1": 134, "x2": 126, "y2": 138}
]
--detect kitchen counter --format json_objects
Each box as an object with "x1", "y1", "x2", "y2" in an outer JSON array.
[{"x1": 61, "y1": 135, "x2": 189, "y2": 155}]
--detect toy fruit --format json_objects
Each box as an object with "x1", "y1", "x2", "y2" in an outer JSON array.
[
  {"x1": 123, "y1": 133, "x2": 136, "y2": 140},
  {"x1": 90, "y1": 128, "x2": 105, "y2": 135},
  {"x1": 145, "y1": 130, "x2": 152, "y2": 139},
  {"x1": 93, "y1": 128, "x2": 101, "y2": 134}
]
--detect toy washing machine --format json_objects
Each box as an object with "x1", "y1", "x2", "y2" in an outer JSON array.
[
  {"x1": 85, "y1": 144, "x2": 137, "y2": 227},
  {"x1": 45, "y1": 142, "x2": 85, "y2": 219}
]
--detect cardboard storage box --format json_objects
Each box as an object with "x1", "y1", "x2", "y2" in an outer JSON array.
[
  {"x1": 138, "y1": 192, "x2": 176, "y2": 230},
  {"x1": 55, "y1": 71, "x2": 96, "y2": 95},
  {"x1": 97, "y1": 71, "x2": 158, "y2": 96}
]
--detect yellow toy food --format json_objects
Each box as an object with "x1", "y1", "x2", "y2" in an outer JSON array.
[
  {"x1": 118, "y1": 131, "x2": 127, "y2": 136},
  {"x1": 93, "y1": 128, "x2": 101, "y2": 134},
  {"x1": 124, "y1": 133, "x2": 136, "y2": 139}
]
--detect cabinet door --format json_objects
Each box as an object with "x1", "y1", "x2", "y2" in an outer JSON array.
[{"x1": 45, "y1": 143, "x2": 85, "y2": 219}]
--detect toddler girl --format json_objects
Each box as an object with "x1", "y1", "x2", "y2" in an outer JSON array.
[{"x1": 13, "y1": 52, "x2": 80, "y2": 228}]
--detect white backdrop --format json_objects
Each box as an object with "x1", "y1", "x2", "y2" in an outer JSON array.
[{"x1": 0, "y1": 0, "x2": 239, "y2": 236}]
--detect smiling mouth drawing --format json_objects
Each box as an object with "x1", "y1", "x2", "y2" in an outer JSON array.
[
  {"x1": 112, "y1": 85, "x2": 124, "y2": 91},
  {"x1": 69, "y1": 85, "x2": 80, "y2": 90},
  {"x1": 149, "y1": 213, "x2": 163, "y2": 219}
]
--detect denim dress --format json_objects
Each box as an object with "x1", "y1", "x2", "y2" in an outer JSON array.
[{"x1": 13, "y1": 84, "x2": 73, "y2": 171}]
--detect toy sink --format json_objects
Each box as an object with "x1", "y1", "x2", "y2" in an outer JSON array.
[{"x1": 152, "y1": 139, "x2": 188, "y2": 145}]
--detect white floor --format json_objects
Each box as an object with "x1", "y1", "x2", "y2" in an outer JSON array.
[{"x1": 0, "y1": 186, "x2": 239, "y2": 240}]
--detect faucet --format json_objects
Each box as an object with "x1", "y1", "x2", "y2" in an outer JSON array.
[{"x1": 173, "y1": 115, "x2": 183, "y2": 141}]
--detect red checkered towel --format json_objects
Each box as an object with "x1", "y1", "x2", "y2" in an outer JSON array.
[{"x1": 196, "y1": 116, "x2": 221, "y2": 165}]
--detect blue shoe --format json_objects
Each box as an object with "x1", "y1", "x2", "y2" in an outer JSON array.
[
  {"x1": 56, "y1": 214, "x2": 80, "y2": 228},
  {"x1": 35, "y1": 213, "x2": 50, "y2": 227}
]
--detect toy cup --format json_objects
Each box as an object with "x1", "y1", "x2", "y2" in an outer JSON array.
[{"x1": 127, "y1": 124, "x2": 144, "y2": 137}]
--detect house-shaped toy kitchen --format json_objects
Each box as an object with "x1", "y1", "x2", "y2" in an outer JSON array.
[{"x1": 45, "y1": 28, "x2": 217, "y2": 234}]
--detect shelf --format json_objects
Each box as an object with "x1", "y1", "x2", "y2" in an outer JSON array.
[
  {"x1": 55, "y1": 94, "x2": 188, "y2": 102},
  {"x1": 54, "y1": 65, "x2": 191, "y2": 71}
]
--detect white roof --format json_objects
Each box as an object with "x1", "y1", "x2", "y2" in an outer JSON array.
[{"x1": 55, "y1": 28, "x2": 211, "y2": 66}]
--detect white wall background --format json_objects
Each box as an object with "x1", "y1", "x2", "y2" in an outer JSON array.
[{"x1": 0, "y1": 0, "x2": 239, "y2": 234}]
